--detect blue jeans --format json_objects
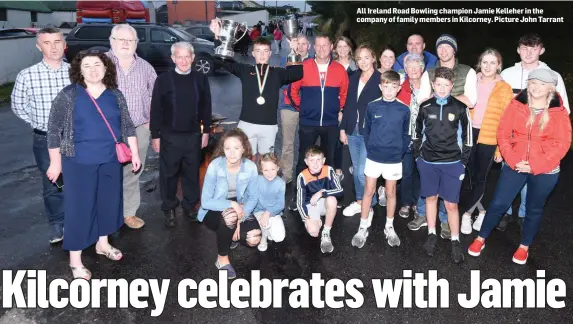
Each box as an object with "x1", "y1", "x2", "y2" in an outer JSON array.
[
  {"x1": 417, "y1": 197, "x2": 448, "y2": 223},
  {"x1": 400, "y1": 148, "x2": 420, "y2": 207},
  {"x1": 33, "y1": 133, "x2": 65, "y2": 227},
  {"x1": 507, "y1": 185, "x2": 527, "y2": 218},
  {"x1": 347, "y1": 132, "x2": 376, "y2": 206},
  {"x1": 479, "y1": 165, "x2": 558, "y2": 246}
]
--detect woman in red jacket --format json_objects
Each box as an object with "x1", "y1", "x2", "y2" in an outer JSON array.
[{"x1": 468, "y1": 69, "x2": 571, "y2": 265}]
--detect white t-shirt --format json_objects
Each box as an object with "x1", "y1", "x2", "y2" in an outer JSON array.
[
  {"x1": 357, "y1": 80, "x2": 366, "y2": 100},
  {"x1": 317, "y1": 63, "x2": 328, "y2": 87}
]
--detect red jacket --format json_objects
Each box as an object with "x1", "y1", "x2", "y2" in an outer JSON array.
[
  {"x1": 397, "y1": 78, "x2": 412, "y2": 106},
  {"x1": 497, "y1": 90, "x2": 572, "y2": 175}
]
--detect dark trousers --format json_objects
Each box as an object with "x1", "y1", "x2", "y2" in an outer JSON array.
[
  {"x1": 295, "y1": 125, "x2": 339, "y2": 177},
  {"x1": 203, "y1": 210, "x2": 261, "y2": 256},
  {"x1": 465, "y1": 135, "x2": 497, "y2": 213},
  {"x1": 478, "y1": 165, "x2": 559, "y2": 246},
  {"x1": 62, "y1": 159, "x2": 123, "y2": 251},
  {"x1": 159, "y1": 132, "x2": 201, "y2": 211},
  {"x1": 33, "y1": 132, "x2": 64, "y2": 227},
  {"x1": 400, "y1": 148, "x2": 420, "y2": 207}
]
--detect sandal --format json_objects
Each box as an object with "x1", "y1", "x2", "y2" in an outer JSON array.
[
  {"x1": 95, "y1": 244, "x2": 123, "y2": 261},
  {"x1": 70, "y1": 265, "x2": 91, "y2": 280}
]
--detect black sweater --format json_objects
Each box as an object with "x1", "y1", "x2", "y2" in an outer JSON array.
[
  {"x1": 220, "y1": 59, "x2": 303, "y2": 125},
  {"x1": 150, "y1": 70, "x2": 212, "y2": 139}
]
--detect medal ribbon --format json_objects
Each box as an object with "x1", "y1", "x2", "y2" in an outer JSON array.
[{"x1": 255, "y1": 64, "x2": 270, "y2": 98}]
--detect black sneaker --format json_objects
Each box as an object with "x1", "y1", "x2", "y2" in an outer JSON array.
[
  {"x1": 423, "y1": 234, "x2": 438, "y2": 256},
  {"x1": 451, "y1": 240, "x2": 465, "y2": 264},
  {"x1": 288, "y1": 199, "x2": 298, "y2": 211},
  {"x1": 496, "y1": 213, "x2": 511, "y2": 231}
]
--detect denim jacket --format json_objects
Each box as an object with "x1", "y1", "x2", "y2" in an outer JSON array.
[
  {"x1": 252, "y1": 175, "x2": 286, "y2": 216},
  {"x1": 198, "y1": 157, "x2": 259, "y2": 222}
]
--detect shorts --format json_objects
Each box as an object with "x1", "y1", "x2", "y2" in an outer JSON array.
[
  {"x1": 238, "y1": 120, "x2": 278, "y2": 154},
  {"x1": 417, "y1": 159, "x2": 465, "y2": 203},
  {"x1": 364, "y1": 158, "x2": 402, "y2": 180}
]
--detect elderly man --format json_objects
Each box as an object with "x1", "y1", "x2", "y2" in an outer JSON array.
[
  {"x1": 106, "y1": 24, "x2": 157, "y2": 229},
  {"x1": 150, "y1": 42, "x2": 212, "y2": 228},
  {"x1": 11, "y1": 27, "x2": 70, "y2": 243},
  {"x1": 392, "y1": 34, "x2": 438, "y2": 76},
  {"x1": 276, "y1": 34, "x2": 312, "y2": 184}
]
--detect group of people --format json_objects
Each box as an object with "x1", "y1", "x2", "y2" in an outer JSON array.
[{"x1": 11, "y1": 22, "x2": 571, "y2": 281}]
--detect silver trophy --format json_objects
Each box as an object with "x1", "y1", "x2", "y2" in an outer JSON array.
[
  {"x1": 214, "y1": 19, "x2": 248, "y2": 58},
  {"x1": 282, "y1": 18, "x2": 302, "y2": 65}
]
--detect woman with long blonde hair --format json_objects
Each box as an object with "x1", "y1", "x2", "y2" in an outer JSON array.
[{"x1": 468, "y1": 69, "x2": 571, "y2": 265}]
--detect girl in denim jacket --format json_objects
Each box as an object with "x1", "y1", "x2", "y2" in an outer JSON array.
[
  {"x1": 198, "y1": 128, "x2": 261, "y2": 279},
  {"x1": 253, "y1": 153, "x2": 286, "y2": 251}
]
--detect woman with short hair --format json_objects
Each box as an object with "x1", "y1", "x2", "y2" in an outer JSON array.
[{"x1": 47, "y1": 50, "x2": 141, "y2": 279}]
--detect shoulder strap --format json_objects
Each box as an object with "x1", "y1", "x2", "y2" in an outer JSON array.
[{"x1": 87, "y1": 92, "x2": 118, "y2": 143}]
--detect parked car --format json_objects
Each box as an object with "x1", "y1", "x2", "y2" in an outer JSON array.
[
  {"x1": 0, "y1": 28, "x2": 36, "y2": 37},
  {"x1": 183, "y1": 24, "x2": 215, "y2": 42},
  {"x1": 64, "y1": 23, "x2": 222, "y2": 75}
]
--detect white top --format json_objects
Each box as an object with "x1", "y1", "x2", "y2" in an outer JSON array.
[
  {"x1": 357, "y1": 80, "x2": 366, "y2": 100},
  {"x1": 418, "y1": 67, "x2": 478, "y2": 106},
  {"x1": 501, "y1": 61, "x2": 570, "y2": 114},
  {"x1": 317, "y1": 63, "x2": 329, "y2": 73}
]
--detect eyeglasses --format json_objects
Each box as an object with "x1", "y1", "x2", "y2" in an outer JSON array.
[{"x1": 111, "y1": 37, "x2": 138, "y2": 44}]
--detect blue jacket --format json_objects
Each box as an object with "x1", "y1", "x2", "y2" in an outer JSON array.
[
  {"x1": 340, "y1": 70, "x2": 382, "y2": 135},
  {"x1": 296, "y1": 165, "x2": 343, "y2": 221},
  {"x1": 290, "y1": 57, "x2": 349, "y2": 127},
  {"x1": 392, "y1": 51, "x2": 438, "y2": 74},
  {"x1": 363, "y1": 98, "x2": 411, "y2": 163},
  {"x1": 198, "y1": 157, "x2": 259, "y2": 222},
  {"x1": 252, "y1": 175, "x2": 286, "y2": 216}
]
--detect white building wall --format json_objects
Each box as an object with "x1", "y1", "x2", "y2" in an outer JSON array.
[
  {"x1": 51, "y1": 11, "x2": 77, "y2": 27},
  {"x1": 36, "y1": 13, "x2": 54, "y2": 27},
  {"x1": 1, "y1": 9, "x2": 30, "y2": 28}
]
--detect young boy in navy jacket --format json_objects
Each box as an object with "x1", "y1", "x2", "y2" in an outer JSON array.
[
  {"x1": 351, "y1": 71, "x2": 411, "y2": 249},
  {"x1": 412, "y1": 67, "x2": 472, "y2": 264},
  {"x1": 296, "y1": 146, "x2": 343, "y2": 254}
]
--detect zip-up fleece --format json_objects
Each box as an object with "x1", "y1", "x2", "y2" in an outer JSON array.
[
  {"x1": 501, "y1": 61, "x2": 570, "y2": 113},
  {"x1": 412, "y1": 96, "x2": 473, "y2": 165},
  {"x1": 497, "y1": 91, "x2": 571, "y2": 175},
  {"x1": 296, "y1": 165, "x2": 343, "y2": 221},
  {"x1": 289, "y1": 58, "x2": 349, "y2": 127},
  {"x1": 363, "y1": 98, "x2": 411, "y2": 163}
]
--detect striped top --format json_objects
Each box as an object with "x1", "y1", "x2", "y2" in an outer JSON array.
[{"x1": 106, "y1": 51, "x2": 157, "y2": 127}]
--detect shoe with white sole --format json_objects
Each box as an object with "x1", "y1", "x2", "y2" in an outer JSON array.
[
  {"x1": 351, "y1": 227, "x2": 369, "y2": 248},
  {"x1": 378, "y1": 186, "x2": 387, "y2": 206},
  {"x1": 384, "y1": 226, "x2": 401, "y2": 247},
  {"x1": 461, "y1": 214, "x2": 473, "y2": 234},
  {"x1": 472, "y1": 212, "x2": 485, "y2": 231},
  {"x1": 343, "y1": 201, "x2": 361, "y2": 217}
]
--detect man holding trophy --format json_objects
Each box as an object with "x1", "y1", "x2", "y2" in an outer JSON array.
[{"x1": 210, "y1": 18, "x2": 304, "y2": 158}]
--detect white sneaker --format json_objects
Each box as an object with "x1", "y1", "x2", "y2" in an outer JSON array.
[
  {"x1": 343, "y1": 201, "x2": 361, "y2": 217},
  {"x1": 461, "y1": 214, "x2": 473, "y2": 234},
  {"x1": 378, "y1": 186, "x2": 387, "y2": 206},
  {"x1": 258, "y1": 232, "x2": 268, "y2": 251},
  {"x1": 320, "y1": 231, "x2": 334, "y2": 253},
  {"x1": 351, "y1": 227, "x2": 369, "y2": 248},
  {"x1": 473, "y1": 212, "x2": 485, "y2": 231},
  {"x1": 384, "y1": 226, "x2": 401, "y2": 247}
]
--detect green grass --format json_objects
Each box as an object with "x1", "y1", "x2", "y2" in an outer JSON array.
[{"x1": 0, "y1": 82, "x2": 14, "y2": 104}]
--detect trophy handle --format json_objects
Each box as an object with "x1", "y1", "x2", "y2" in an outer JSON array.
[{"x1": 234, "y1": 22, "x2": 248, "y2": 42}]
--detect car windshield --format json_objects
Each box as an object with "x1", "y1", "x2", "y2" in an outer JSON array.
[{"x1": 170, "y1": 27, "x2": 196, "y2": 41}]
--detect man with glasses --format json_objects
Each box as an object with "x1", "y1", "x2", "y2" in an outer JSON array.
[
  {"x1": 11, "y1": 27, "x2": 70, "y2": 243},
  {"x1": 106, "y1": 24, "x2": 157, "y2": 230},
  {"x1": 210, "y1": 19, "x2": 303, "y2": 158}
]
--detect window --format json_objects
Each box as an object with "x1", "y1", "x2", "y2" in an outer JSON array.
[
  {"x1": 151, "y1": 29, "x2": 177, "y2": 43},
  {"x1": 134, "y1": 28, "x2": 146, "y2": 41},
  {"x1": 31, "y1": 12, "x2": 37, "y2": 23},
  {"x1": 74, "y1": 26, "x2": 113, "y2": 40},
  {"x1": 0, "y1": 9, "x2": 6, "y2": 21}
]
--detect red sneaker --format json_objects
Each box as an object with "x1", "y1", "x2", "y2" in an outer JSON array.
[
  {"x1": 512, "y1": 247, "x2": 528, "y2": 265},
  {"x1": 468, "y1": 239, "x2": 485, "y2": 256}
]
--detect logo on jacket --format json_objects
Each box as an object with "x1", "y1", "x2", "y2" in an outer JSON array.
[
  {"x1": 374, "y1": 114, "x2": 382, "y2": 118},
  {"x1": 448, "y1": 113, "x2": 455, "y2": 121},
  {"x1": 428, "y1": 114, "x2": 437, "y2": 119}
]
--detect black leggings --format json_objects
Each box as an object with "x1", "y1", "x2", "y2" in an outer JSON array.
[
  {"x1": 203, "y1": 209, "x2": 261, "y2": 256},
  {"x1": 465, "y1": 128, "x2": 497, "y2": 213}
]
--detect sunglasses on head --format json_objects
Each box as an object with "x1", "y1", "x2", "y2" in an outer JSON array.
[{"x1": 79, "y1": 49, "x2": 102, "y2": 55}]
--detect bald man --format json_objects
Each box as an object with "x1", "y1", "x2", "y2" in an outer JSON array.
[{"x1": 392, "y1": 34, "x2": 438, "y2": 75}]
